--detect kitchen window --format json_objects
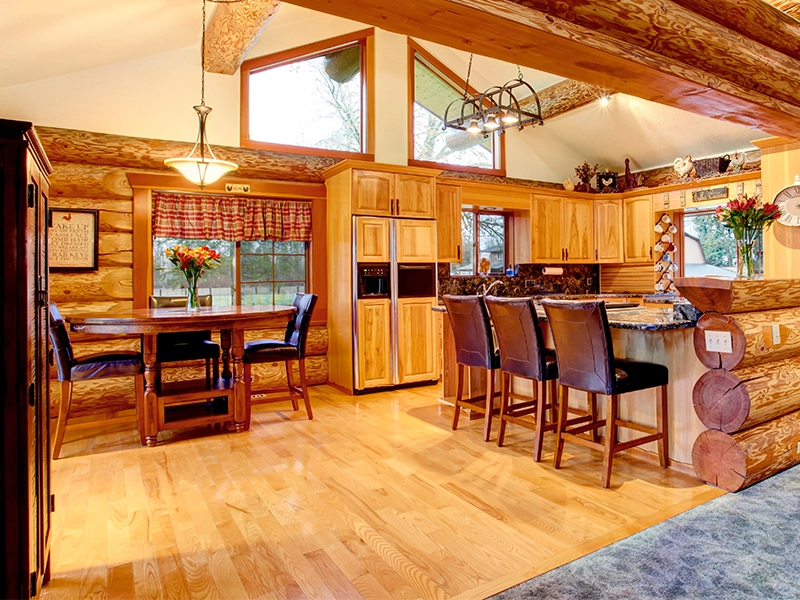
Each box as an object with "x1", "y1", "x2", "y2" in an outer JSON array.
[
  {"x1": 450, "y1": 210, "x2": 509, "y2": 276},
  {"x1": 153, "y1": 238, "x2": 308, "y2": 306},
  {"x1": 408, "y1": 40, "x2": 504, "y2": 175},
  {"x1": 240, "y1": 30, "x2": 373, "y2": 159},
  {"x1": 683, "y1": 209, "x2": 764, "y2": 277}
]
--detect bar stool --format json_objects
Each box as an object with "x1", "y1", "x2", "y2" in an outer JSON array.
[
  {"x1": 542, "y1": 300, "x2": 669, "y2": 488},
  {"x1": 48, "y1": 303, "x2": 144, "y2": 459},
  {"x1": 244, "y1": 293, "x2": 318, "y2": 421},
  {"x1": 484, "y1": 296, "x2": 560, "y2": 461},
  {"x1": 149, "y1": 295, "x2": 220, "y2": 385},
  {"x1": 443, "y1": 294, "x2": 501, "y2": 442}
]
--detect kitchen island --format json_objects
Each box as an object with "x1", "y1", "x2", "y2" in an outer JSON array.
[{"x1": 437, "y1": 302, "x2": 705, "y2": 467}]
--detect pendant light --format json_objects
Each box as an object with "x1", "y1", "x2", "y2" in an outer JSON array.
[{"x1": 165, "y1": 0, "x2": 238, "y2": 188}]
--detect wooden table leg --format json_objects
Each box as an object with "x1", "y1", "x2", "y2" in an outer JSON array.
[
  {"x1": 142, "y1": 333, "x2": 159, "y2": 447},
  {"x1": 220, "y1": 328, "x2": 232, "y2": 380},
  {"x1": 231, "y1": 327, "x2": 247, "y2": 432}
]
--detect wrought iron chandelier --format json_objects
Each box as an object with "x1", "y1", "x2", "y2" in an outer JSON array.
[
  {"x1": 165, "y1": 0, "x2": 239, "y2": 188},
  {"x1": 443, "y1": 56, "x2": 544, "y2": 136}
]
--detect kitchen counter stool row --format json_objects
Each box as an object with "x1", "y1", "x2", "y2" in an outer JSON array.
[{"x1": 442, "y1": 295, "x2": 670, "y2": 488}]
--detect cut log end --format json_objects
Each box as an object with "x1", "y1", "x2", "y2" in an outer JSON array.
[
  {"x1": 692, "y1": 369, "x2": 750, "y2": 433},
  {"x1": 693, "y1": 313, "x2": 746, "y2": 370},
  {"x1": 692, "y1": 429, "x2": 747, "y2": 492}
]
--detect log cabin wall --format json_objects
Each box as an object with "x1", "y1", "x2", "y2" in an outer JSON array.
[{"x1": 40, "y1": 127, "x2": 330, "y2": 423}]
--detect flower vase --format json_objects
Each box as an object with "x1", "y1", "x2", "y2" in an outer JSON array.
[
  {"x1": 185, "y1": 275, "x2": 201, "y2": 312},
  {"x1": 734, "y1": 231, "x2": 757, "y2": 279}
]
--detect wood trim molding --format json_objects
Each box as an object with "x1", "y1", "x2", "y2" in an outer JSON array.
[
  {"x1": 321, "y1": 159, "x2": 442, "y2": 180},
  {"x1": 127, "y1": 173, "x2": 325, "y2": 198},
  {"x1": 408, "y1": 158, "x2": 506, "y2": 178},
  {"x1": 132, "y1": 188, "x2": 153, "y2": 309},
  {"x1": 240, "y1": 28, "x2": 375, "y2": 155},
  {"x1": 204, "y1": 0, "x2": 281, "y2": 75},
  {"x1": 752, "y1": 136, "x2": 800, "y2": 150}
]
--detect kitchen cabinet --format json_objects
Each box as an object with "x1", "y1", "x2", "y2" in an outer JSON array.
[
  {"x1": 396, "y1": 219, "x2": 437, "y2": 262},
  {"x1": 356, "y1": 217, "x2": 389, "y2": 262},
  {"x1": 531, "y1": 195, "x2": 594, "y2": 263},
  {"x1": 436, "y1": 184, "x2": 462, "y2": 262},
  {"x1": 624, "y1": 194, "x2": 654, "y2": 263},
  {"x1": 397, "y1": 298, "x2": 438, "y2": 383},
  {"x1": 352, "y1": 169, "x2": 435, "y2": 218},
  {"x1": 357, "y1": 298, "x2": 392, "y2": 389},
  {"x1": 595, "y1": 198, "x2": 624, "y2": 263}
]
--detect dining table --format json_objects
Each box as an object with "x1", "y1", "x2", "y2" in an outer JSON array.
[{"x1": 66, "y1": 305, "x2": 296, "y2": 446}]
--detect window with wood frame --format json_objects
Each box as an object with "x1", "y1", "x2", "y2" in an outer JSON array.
[
  {"x1": 682, "y1": 208, "x2": 764, "y2": 277},
  {"x1": 409, "y1": 41, "x2": 504, "y2": 175},
  {"x1": 240, "y1": 30, "x2": 374, "y2": 159},
  {"x1": 451, "y1": 209, "x2": 510, "y2": 275}
]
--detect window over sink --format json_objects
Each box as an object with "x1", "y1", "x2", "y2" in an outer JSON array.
[{"x1": 450, "y1": 209, "x2": 509, "y2": 276}]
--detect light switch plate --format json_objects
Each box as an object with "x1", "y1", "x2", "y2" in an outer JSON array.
[
  {"x1": 772, "y1": 324, "x2": 782, "y2": 346},
  {"x1": 705, "y1": 330, "x2": 733, "y2": 353}
]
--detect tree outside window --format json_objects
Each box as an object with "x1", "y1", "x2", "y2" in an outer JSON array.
[{"x1": 450, "y1": 210, "x2": 508, "y2": 275}]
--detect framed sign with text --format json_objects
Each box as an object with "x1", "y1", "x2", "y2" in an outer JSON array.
[{"x1": 49, "y1": 209, "x2": 99, "y2": 271}]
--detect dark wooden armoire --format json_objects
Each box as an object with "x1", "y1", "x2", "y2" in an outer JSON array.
[{"x1": 1, "y1": 119, "x2": 52, "y2": 598}]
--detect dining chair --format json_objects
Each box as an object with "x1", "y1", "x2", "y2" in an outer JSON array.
[
  {"x1": 442, "y1": 294, "x2": 502, "y2": 442},
  {"x1": 244, "y1": 293, "x2": 318, "y2": 421},
  {"x1": 48, "y1": 303, "x2": 145, "y2": 459},
  {"x1": 484, "y1": 296, "x2": 560, "y2": 461},
  {"x1": 149, "y1": 295, "x2": 220, "y2": 385},
  {"x1": 542, "y1": 300, "x2": 670, "y2": 488}
]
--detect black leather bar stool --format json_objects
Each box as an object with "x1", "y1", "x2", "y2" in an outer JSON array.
[
  {"x1": 149, "y1": 295, "x2": 220, "y2": 385},
  {"x1": 542, "y1": 300, "x2": 670, "y2": 488},
  {"x1": 443, "y1": 294, "x2": 501, "y2": 442},
  {"x1": 484, "y1": 296, "x2": 560, "y2": 461},
  {"x1": 48, "y1": 303, "x2": 144, "y2": 459},
  {"x1": 244, "y1": 293, "x2": 318, "y2": 421}
]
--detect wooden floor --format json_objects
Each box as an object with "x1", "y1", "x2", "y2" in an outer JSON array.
[{"x1": 41, "y1": 384, "x2": 723, "y2": 600}]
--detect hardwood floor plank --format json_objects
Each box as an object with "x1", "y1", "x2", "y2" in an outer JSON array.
[{"x1": 43, "y1": 384, "x2": 721, "y2": 600}]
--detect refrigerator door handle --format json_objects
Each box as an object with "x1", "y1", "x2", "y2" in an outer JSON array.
[{"x1": 390, "y1": 219, "x2": 399, "y2": 386}]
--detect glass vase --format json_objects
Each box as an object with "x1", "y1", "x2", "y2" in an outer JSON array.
[
  {"x1": 185, "y1": 273, "x2": 201, "y2": 312},
  {"x1": 734, "y1": 231, "x2": 758, "y2": 279}
]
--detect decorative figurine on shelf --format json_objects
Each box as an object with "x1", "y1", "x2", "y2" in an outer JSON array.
[
  {"x1": 673, "y1": 155, "x2": 695, "y2": 180},
  {"x1": 574, "y1": 161, "x2": 599, "y2": 193},
  {"x1": 624, "y1": 157, "x2": 638, "y2": 190},
  {"x1": 164, "y1": 244, "x2": 222, "y2": 311},
  {"x1": 719, "y1": 154, "x2": 732, "y2": 173},
  {"x1": 597, "y1": 171, "x2": 618, "y2": 193},
  {"x1": 730, "y1": 152, "x2": 747, "y2": 172},
  {"x1": 563, "y1": 178, "x2": 575, "y2": 191},
  {"x1": 479, "y1": 257, "x2": 491, "y2": 275}
]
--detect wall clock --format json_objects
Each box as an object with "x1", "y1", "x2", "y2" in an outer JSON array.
[{"x1": 774, "y1": 174, "x2": 800, "y2": 227}]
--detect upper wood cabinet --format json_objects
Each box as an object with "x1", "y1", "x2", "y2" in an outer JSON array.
[
  {"x1": 436, "y1": 184, "x2": 462, "y2": 262},
  {"x1": 531, "y1": 195, "x2": 594, "y2": 263},
  {"x1": 352, "y1": 169, "x2": 435, "y2": 218},
  {"x1": 595, "y1": 198, "x2": 624, "y2": 263},
  {"x1": 356, "y1": 217, "x2": 390, "y2": 263},
  {"x1": 397, "y1": 298, "x2": 438, "y2": 384},
  {"x1": 624, "y1": 195, "x2": 654, "y2": 263},
  {"x1": 396, "y1": 219, "x2": 437, "y2": 262}
]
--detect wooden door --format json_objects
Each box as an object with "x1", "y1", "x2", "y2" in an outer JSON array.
[
  {"x1": 436, "y1": 184, "x2": 462, "y2": 262},
  {"x1": 352, "y1": 170, "x2": 394, "y2": 216},
  {"x1": 395, "y1": 174, "x2": 435, "y2": 218},
  {"x1": 356, "y1": 217, "x2": 390, "y2": 262},
  {"x1": 396, "y1": 219, "x2": 437, "y2": 263},
  {"x1": 563, "y1": 197, "x2": 594, "y2": 262},
  {"x1": 357, "y1": 298, "x2": 392, "y2": 389},
  {"x1": 624, "y1": 195, "x2": 654, "y2": 263},
  {"x1": 397, "y1": 298, "x2": 438, "y2": 383},
  {"x1": 595, "y1": 198, "x2": 624, "y2": 263},
  {"x1": 531, "y1": 195, "x2": 563, "y2": 262}
]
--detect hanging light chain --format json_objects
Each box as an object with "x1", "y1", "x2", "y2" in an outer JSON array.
[
  {"x1": 517, "y1": 65, "x2": 523, "y2": 81},
  {"x1": 464, "y1": 53, "x2": 473, "y2": 99}
]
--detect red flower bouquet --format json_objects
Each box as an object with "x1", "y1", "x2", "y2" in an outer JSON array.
[
  {"x1": 164, "y1": 245, "x2": 222, "y2": 310},
  {"x1": 715, "y1": 194, "x2": 781, "y2": 278}
]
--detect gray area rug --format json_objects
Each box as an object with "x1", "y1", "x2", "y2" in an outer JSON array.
[{"x1": 491, "y1": 467, "x2": 800, "y2": 599}]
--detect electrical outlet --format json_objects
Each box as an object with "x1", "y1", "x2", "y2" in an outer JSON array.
[
  {"x1": 525, "y1": 280, "x2": 537, "y2": 287},
  {"x1": 796, "y1": 440, "x2": 800, "y2": 455},
  {"x1": 704, "y1": 330, "x2": 733, "y2": 354}
]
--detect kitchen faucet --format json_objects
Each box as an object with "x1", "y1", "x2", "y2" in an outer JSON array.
[{"x1": 479, "y1": 280, "x2": 503, "y2": 296}]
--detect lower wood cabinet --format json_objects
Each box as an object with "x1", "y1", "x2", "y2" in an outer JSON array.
[
  {"x1": 357, "y1": 298, "x2": 392, "y2": 389},
  {"x1": 397, "y1": 298, "x2": 438, "y2": 384}
]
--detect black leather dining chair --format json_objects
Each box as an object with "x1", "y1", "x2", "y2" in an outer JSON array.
[
  {"x1": 244, "y1": 293, "x2": 318, "y2": 421},
  {"x1": 542, "y1": 300, "x2": 670, "y2": 488},
  {"x1": 149, "y1": 295, "x2": 220, "y2": 385},
  {"x1": 484, "y1": 296, "x2": 560, "y2": 461},
  {"x1": 48, "y1": 303, "x2": 144, "y2": 459},
  {"x1": 443, "y1": 294, "x2": 502, "y2": 442}
]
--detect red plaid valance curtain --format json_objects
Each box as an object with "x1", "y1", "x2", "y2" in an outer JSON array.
[{"x1": 152, "y1": 192, "x2": 312, "y2": 242}]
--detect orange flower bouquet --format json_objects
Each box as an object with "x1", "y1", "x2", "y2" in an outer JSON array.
[{"x1": 164, "y1": 244, "x2": 221, "y2": 310}]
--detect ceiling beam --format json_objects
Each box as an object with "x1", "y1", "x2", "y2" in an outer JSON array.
[
  {"x1": 766, "y1": 0, "x2": 800, "y2": 20},
  {"x1": 525, "y1": 80, "x2": 614, "y2": 121},
  {"x1": 204, "y1": 0, "x2": 281, "y2": 75},
  {"x1": 280, "y1": 0, "x2": 800, "y2": 139}
]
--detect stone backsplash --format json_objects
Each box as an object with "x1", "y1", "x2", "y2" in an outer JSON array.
[{"x1": 438, "y1": 263, "x2": 599, "y2": 299}]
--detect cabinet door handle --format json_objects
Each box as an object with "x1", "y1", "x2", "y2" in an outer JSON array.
[
  {"x1": 396, "y1": 198, "x2": 400, "y2": 214},
  {"x1": 595, "y1": 249, "x2": 598, "y2": 262},
  {"x1": 565, "y1": 248, "x2": 569, "y2": 261},
  {"x1": 457, "y1": 244, "x2": 461, "y2": 260},
  {"x1": 650, "y1": 246, "x2": 653, "y2": 259},
  {"x1": 391, "y1": 198, "x2": 395, "y2": 214}
]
